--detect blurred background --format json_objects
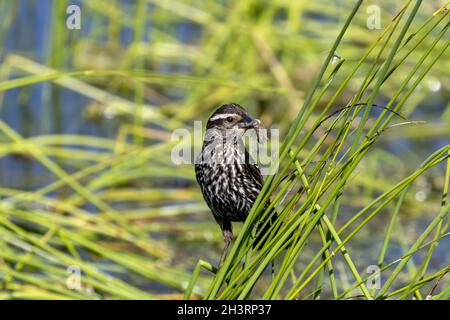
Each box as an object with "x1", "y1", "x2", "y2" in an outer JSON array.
[{"x1": 0, "y1": 0, "x2": 448, "y2": 299}]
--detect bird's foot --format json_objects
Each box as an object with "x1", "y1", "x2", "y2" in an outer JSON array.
[{"x1": 218, "y1": 230, "x2": 234, "y2": 267}]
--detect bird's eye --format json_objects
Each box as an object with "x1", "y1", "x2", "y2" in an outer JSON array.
[{"x1": 226, "y1": 116, "x2": 234, "y2": 123}]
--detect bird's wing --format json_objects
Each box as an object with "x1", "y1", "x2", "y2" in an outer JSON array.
[{"x1": 245, "y1": 162, "x2": 264, "y2": 189}]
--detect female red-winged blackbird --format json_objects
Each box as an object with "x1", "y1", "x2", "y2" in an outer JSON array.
[{"x1": 195, "y1": 103, "x2": 272, "y2": 265}]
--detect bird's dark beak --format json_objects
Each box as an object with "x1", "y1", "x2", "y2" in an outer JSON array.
[{"x1": 238, "y1": 114, "x2": 261, "y2": 130}]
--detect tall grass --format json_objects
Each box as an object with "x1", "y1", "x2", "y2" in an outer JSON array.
[
  {"x1": 0, "y1": 0, "x2": 448, "y2": 300},
  {"x1": 188, "y1": 0, "x2": 450, "y2": 300}
]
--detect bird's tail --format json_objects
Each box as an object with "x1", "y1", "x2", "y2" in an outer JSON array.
[{"x1": 253, "y1": 205, "x2": 279, "y2": 249}]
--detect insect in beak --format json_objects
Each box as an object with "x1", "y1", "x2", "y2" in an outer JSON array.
[{"x1": 238, "y1": 115, "x2": 261, "y2": 130}]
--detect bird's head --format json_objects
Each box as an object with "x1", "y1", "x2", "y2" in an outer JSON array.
[{"x1": 205, "y1": 103, "x2": 261, "y2": 142}]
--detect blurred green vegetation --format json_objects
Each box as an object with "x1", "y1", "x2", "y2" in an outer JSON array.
[{"x1": 0, "y1": 0, "x2": 448, "y2": 299}]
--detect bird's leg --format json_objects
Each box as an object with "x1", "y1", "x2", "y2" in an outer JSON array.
[{"x1": 219, "y1": 229, "x2": 233, "y2": 267}]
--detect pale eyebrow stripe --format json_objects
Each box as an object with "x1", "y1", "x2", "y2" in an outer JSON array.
[{"x1": 209, "y1": 113, "x2": 239, "y2": 121}]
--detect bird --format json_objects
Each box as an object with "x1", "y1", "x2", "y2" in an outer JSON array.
[{"x1": 195, "y1": 103, "x2": 275, "y2": 266}]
